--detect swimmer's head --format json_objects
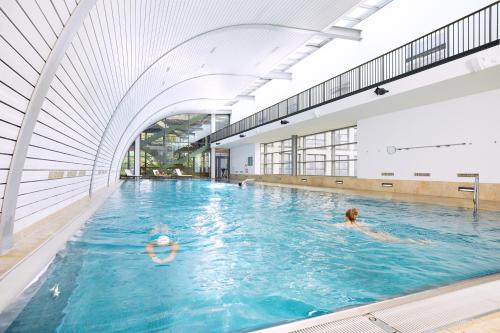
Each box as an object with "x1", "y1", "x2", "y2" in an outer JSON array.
[
  {"x1": 345, "y1": 208, "x2": 359, "y2": 222},
  {"x1": 238, "y1": 182, "x2": 242, "y2": 187},
  {"x1": 156, "y1": 235, "x2": 170, "y2": 246}
]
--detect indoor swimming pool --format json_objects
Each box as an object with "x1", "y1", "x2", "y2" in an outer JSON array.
[{"x1": 2, "y1": 180, "x2": 500, "y2": 332}]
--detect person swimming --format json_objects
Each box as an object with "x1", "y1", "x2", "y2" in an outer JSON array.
[
  {"x1": 342, "y1": 208, "x2": 430, "y2": 245},
  {"x1": 344, "y1": 208, "x2": 359, "y2": 225},
  {"x1": 238, "y1": 178, "x2": 255, "y2": 187},
  {"x1": 146, "y1": 225, "x2": 180, "y2": 264}
]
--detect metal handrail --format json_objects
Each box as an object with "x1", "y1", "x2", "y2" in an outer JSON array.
[{"x1": 210, "y1": 2, "x2": 500, "y2": 143}]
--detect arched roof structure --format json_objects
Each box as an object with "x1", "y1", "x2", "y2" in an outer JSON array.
[{"x1": 0, "y1": 0, "x2": 364, "y2": 251}]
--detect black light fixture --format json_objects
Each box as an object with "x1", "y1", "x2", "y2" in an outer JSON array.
[
  {"x1": 374, "y1": 86, "x2": 389, "y2": 95},
  {"x1": 239, "y1": 134, "x2": 246, "y2": 138},
  {"x1": 280, "y1": 119, "x2": 289, "y2": 125},
  {"x1": 215, "y1": 142, "x2": 220, "y2": 145}
]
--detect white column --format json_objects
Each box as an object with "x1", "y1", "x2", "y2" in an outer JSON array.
[
  {"x1": 253, "y1": 143, "x2": 261, "y2": 175},
  {"x1": 210, "y1": 113, "x2": 217, "y2": 179},
  {"x1": 134, "y1": 136, "x2": 141, "y2": 176},
  {"x1": 210, "y1": 148, "x2": 216, "y2": 179},
  {"x1": 211, "y1": 113, "x2": 217, "y2": 133}
]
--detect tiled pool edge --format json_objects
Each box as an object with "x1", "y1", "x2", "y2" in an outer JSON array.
[
  {"x1": 250, "y1": 181, "x2": 500, "y2": 212},
  {"x1": 252, "y1": 273, "x2": 500, "y2": 333},
  {"x1": 0, "y1": 181, "x2": 123, "y2": 314}
]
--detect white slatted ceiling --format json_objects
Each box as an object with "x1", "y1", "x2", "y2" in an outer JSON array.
[
  {"x1": 0, "y1": 0, "x2": 360, "y2": 226},
  {"x1": 1, "y1": 0, "x2": 70, "y2": 214},
  {"x1": 0, "y1": 0, "x2": 79, "y2": 218}
]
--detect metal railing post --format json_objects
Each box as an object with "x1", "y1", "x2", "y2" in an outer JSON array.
[{"x1": 473, "y1": 175, "x2": 479, "y2": 214}]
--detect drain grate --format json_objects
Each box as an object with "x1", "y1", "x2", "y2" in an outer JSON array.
[
  {"x1": 372, "y1": 280, "x2": 500, "y2": 333},
  {"x1": 289, "y1": 315, "x2": 386, "y2": 333},
  {"x1": 363, "y1": 314, "x2": 401, "y2": 333}
]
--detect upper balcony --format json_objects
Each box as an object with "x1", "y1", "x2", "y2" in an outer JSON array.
[{"x1": 210, "y1": 2, "x2": 500, "y2": 144}]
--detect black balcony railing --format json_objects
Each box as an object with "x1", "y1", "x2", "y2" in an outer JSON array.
[{"x1": 211, "y1": 2, "x2": 500, "y2": 143}]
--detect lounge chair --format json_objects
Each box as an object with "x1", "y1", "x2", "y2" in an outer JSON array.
[
  {"x1": 152, "y1": 169, "x2": 170, "y2": 179},
  {"x1": 174, "y1": 168, "x2": 192, "y2": 178},
  {"x1": 124, "y1": 169, "x2": 141, "y2": 179}
]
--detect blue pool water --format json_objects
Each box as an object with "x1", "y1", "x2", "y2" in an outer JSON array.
[{"x1": 4, "y1": 180, "x2": 500, "y2": 332}]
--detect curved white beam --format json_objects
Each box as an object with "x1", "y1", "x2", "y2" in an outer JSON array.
[
  {"x1": 92, "y1": 22, "x2": 359, "y2": 193},
  {"x1": 0, "y1": 0, "x2": 97, "y2": 254},
  {"x1": 107, "y1": 98, "x2": 232, "y2": 184},
  {"x1": 89, "y1": 73, "x2": 259, "y2": 195},
  {"x1": 113, "y1": 109, "x2": 218, "y2": 185}
]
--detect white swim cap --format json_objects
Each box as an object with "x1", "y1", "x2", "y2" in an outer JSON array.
[{"x1": 156, "y1": 235, "x2": 170, "y2": 246}]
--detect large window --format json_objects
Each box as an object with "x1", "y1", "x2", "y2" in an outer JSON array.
[
  {"x1": 298, "y1": 127, "x2": 357, "y2": 176},
  {"x1": 121, "y1": 114, "x2": 213, "y2": 177},
  {"x1": 260, "y1": 126, "x2": 357, "y2": 176},
  {"x1": 261, "y1": 139, "x2": 292, "y2": 175}
]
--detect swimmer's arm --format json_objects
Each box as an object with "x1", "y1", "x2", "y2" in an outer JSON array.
[
  {"x1": 145, "y1": 242, "x2": 180, "y2": 264},
  {"x1": 145, "y1": 243, "x2": 156, "y2": 259},
  {"x1": 156, "y1": 242, "x2": 180, "y2": 264}
]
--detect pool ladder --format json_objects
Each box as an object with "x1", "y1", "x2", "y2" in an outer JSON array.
[{"x1": 457, "y1": 174, "x2": 479, "y2": 215}]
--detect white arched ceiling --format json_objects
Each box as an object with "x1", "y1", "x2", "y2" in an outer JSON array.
[{"x1": 0, "y1": 0, "x2": 362, "y2": 249}]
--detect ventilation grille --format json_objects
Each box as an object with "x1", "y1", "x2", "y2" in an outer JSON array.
[
  {"x1": 414, "y1": 172, "x2": 430, "y2": 177},
  {"x1": 457, "y1": 173, "x2": 479, "y2": 177},
  {"x1": 381, "y1": 172, "x2": 394, "y2": 176},
  {"x1": 290, "y1": 316, "x2": 386, "y2": 333}
]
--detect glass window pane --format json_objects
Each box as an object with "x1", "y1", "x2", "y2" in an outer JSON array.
[{"x1": 334, "y1": 144, "x2": 357, "y2": 160}]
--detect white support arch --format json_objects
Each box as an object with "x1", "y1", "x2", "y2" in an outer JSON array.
[
  {"x1": 89, "y1": 73, "x2": 260, "y2": 195},
  {"x1": 90, "y1": 23, "x2": 363, "y2": 195},
  {"x1": 108, "y1": 99, "x2": 233, "y2": 185},
  {"x1": 0, "y1": 0, "x2": 98, "y2": 254}
]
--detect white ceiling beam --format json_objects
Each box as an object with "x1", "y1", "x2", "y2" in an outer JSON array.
[
  {"x1": 358, "y1": 4, "x2": 379, "y2": 11},
  {"x1": 321, "y1": 26, "x2": 362, "y2": 41},
  {"x1": 342, "y1": 17, "x2": 363, "y2": 23},
  {"x1": 261, "y1": 71, "x2": 292, "y2": 80},
  {"x1": 235, "y1": 95, "x2": 255, "y2": 101}
]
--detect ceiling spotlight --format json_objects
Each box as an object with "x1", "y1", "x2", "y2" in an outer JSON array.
[
  {"x1": 374, "y1": 87, "x2": 389, "y2": 95},
  {"x1": 280, "y1": 120, "x2": 289, "y2": 125},
  {"x1": 239, "y1": 134, "x2": 246, "y2": 138}
]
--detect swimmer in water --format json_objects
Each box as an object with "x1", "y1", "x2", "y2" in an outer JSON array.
[
  {"x1": 146, "y1": 226, "x2": 180, "y2": 264},
  {"x1": 344, "y1": 208, "x2": 359, "y2": 225},
  {"x1": 238, "y1": 178, "x2": 255, "y2": 187},
  {"x1": 342, "y1": 208, "x2": 430, "y2": 245}
]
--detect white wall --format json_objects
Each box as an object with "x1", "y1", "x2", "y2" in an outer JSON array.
[
  {"x1": 252, "y1": 0, "x2": 494, "y2": 111},
  {"x1": 358, "y1": 88, "x2": 500, "y2": 183},
  {"x1": 230, "y1": 99, "x2": 256, "y2": 124},
  {"x1": 230, "y1": 143, "x2": 260, "y2": 175}
]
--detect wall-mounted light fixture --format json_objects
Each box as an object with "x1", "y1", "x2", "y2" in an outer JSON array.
[
  {"x1": 374, "y1": 87, "x2": 389, "y2": 95},
  {"x1": 381, "y1": 182, "x2": 393, "y2": 187},
  {"x1": 335, "y1": 180, "x2": 343, "y2": 184},
  {"x1": 458, "y1": 186, "x2": 475, "y2": 192},
  {"x1": 215, "y1": 142, "x2": 221, "y2": 145},
  {"x1": 280, "y1": 119, "x2": 289, "y2": 125},
  {"x1": 239, "y1": 134, "x2": 246, "y2": 138},
  {"x1": 301, "y1": 178, "x2": 307, "y2": 182}
]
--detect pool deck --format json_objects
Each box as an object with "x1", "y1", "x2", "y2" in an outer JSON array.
[
  {"x1": 254, "y1": 273, "x2": 500, "y2": 333},
  {"x1": 0, "y1": 181, "x2": 122, "y2": 313},
  {"x1": 253, "y1": 181, "x2": 500, "y2": 212}
]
